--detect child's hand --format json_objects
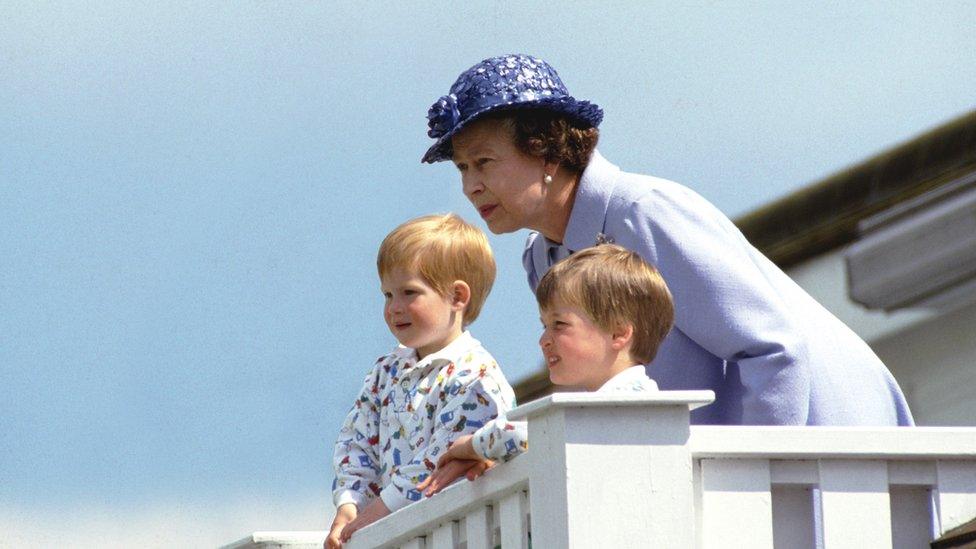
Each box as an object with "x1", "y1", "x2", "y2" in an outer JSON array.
[
  {"x1": 417, "y1": 457, "x2": 472, "y2": 496},
  {"x1": 325, "y1": 503, "x2": 357, "y2": 549},
  {"x1": 339, "y1": 499, "x2": 391, "y2": 543},
  {"x1": 438, "y1": 434, "x2": 480, "y2": 463},
  {"x1": 417, "y1": 435, "x2": 496, "y2": 497}
]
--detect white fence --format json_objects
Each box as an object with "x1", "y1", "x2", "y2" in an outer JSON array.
[{"x1": 224, "y1": 392, "x2": 976, "y2": 549}]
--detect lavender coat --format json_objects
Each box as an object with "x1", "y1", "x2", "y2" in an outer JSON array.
[{"x1": 524, "y1": 151, "x2": 914, "y2": 426}]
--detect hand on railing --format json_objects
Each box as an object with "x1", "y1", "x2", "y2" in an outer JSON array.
[
  {"x1": 339, "y1": 499, "x2": 391, "y2": 544},
  {"x1": 417, "y1": 434, "x2": 496, "y2": 497},
  {"x1": 337, "y1": 499, "x2": 391, "y2": 545},
  {"x1": 325, "y1": 503, "x2": 357, "y2": 549}
]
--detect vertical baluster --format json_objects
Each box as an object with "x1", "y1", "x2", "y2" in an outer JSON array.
[
  {"x1": 699, "y1": 458, "x2": 774, "y2": 548},
  {"x1": 464, "y1": 506, "x2": 492, "y2": 549},
  {"x1": 399, "y1": 537, "x2": 426, "y2": 549},
  {"x1": 887, "y1": 460, "x2": 938, "y2": 548},
  {"x1": 771, "y1": 485, "x2": 816, "y2": 549},
  {"x1": 889, "y1": 485, "x2": 934, "y2": 549},
  {"x1": 429, "y1": 521, "x2": 458, "y2": 549},
  {"x1": 693, "y1": 456, "x2": 704, "y2": 548},
  {"x1": 770, "y1": 460, "x2": 817, "y2": 549},
  {"x1": 819, "y1": 460, "x2": 892, "y2": 547},
  {"x1": 499, "y1": 490, "x2": 528, "y2": 549},
  {"x1": 936, "y1": 460, "x2": 976, "y2": 535}
]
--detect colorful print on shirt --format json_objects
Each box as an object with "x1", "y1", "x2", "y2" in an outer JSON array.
[{"x1": 331, "y1": 332, "x2": 515, "y2": 512}]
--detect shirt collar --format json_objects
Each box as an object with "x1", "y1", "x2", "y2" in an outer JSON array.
[
  {"x1": 393, "y1": 331, "x2": 478, "y2": 370},
  {"x1": 597, "y1": 366, "x2": 649, "y2": 392}
]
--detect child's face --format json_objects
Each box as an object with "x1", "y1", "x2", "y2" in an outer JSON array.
[
  {"x1": 538, "y1": 298, "x2": 617, "y2": 391},
  {"x1": 381, "y1": 267, "x2": 461, "y2": 359}
]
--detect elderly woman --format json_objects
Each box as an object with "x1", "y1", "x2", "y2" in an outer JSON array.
[{"x1": 422, "y1": 54, "x2": 913, "y2": 426}]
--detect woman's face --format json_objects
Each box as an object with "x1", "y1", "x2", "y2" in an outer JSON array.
[{"x1": 451, "y1": 119, "x2": 550, "y2": 235}]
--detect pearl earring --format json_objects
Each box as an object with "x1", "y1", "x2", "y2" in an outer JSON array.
[{"x1": 544, "y1": 174, "x2": 553, "y2": 185}]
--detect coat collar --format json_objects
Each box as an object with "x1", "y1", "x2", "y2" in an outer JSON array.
[{"x1": 561, "y1": 149, "x2": 620, "y2": 252}]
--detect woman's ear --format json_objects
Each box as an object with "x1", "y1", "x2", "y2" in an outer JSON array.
[
  {"x1": 544, "y1": 160, "x2": 560, "y2": 182},
  {"x1": 610, "y1": 322, "x2": 635, "y2": 350},
  {"x1": 451, "y1": 281, "x2": 471, "y2": 311}
]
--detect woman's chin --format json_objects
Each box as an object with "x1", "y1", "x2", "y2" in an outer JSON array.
[{"x1": 484, "y1": 217, "x2": 521, "y2": 235}]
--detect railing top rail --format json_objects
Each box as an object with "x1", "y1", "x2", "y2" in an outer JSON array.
[
  {"x1": 508, "y1": 390, "x2": 716, "y2": 420},
  {"x1": 220, "y1": 531, "x2": 325, "y2": 549},
  {"x1": 690, "y1": 425, "x2": 976, "y2": 459},
  {"x1": 345, "y1": 454, "x2": 531, "y2": 549}
]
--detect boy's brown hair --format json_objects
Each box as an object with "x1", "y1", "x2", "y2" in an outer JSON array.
[
  {"x1": 535, "y1": 244, "x2": 674, "y2": 364},
  {"x1": 377, "y1": 213, "x2": 496, "y2": 325}
]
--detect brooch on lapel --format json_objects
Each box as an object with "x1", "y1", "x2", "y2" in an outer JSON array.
[{"x1": 595, "y1": 232, "x2": 615, "y2": 245}]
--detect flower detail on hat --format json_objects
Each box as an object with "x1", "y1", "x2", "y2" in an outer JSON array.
[{"x1": 427, "y1": 94, "x2": 460, "y2": 139}]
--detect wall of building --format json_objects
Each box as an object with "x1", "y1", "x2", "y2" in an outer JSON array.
[
  {"x1": 787, "y1": 250, "x2": 976, "y2": 426},
  {"x1": 872, "y1": 300, "x2": 976, "y2": 426}
]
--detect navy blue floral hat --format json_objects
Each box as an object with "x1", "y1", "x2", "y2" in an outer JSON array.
[{"x1": 421, "y1": 54, "x2": 603, "y2": 163}]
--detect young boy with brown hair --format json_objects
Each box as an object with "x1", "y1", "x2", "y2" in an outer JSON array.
[
  {"x1": 327, "y1": 214, "x2": 515, "y2": 547},
  {"x1": 419, "y1": 243, "x2": 674, "y2": 494}
]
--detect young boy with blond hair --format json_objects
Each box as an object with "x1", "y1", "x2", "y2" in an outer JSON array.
[
  {"x1": 419, "y1": 243, "x2": 674, "y2": 494},
  {"x1": 327, "y1": 214, "x2": 515, "y2": 548}
]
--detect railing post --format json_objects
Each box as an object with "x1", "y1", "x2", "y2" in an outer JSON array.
[{"x1": 508, "y1": 391, "x2": 714, "y2": 548}]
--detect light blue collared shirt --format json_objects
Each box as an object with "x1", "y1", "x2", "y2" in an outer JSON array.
[{"x1": 524, "y1": 151, "x2": 914, "y2": 426}]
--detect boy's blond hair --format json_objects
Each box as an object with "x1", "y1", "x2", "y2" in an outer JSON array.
[
  {"x1": 536, "y1": 244, "x2": 674, "y2": 364},
  {"x1": 377, "y1": 213, "x2": 496, "y2": 325}
]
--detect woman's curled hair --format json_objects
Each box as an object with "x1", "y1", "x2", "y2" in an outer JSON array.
[{"x1": 485, "y1": 108, "x2": 599, "y2": 173}]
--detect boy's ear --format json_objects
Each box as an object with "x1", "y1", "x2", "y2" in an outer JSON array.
[
  {"x1": 451, "y1": 281, "x2": 471, "y2": 311},
  {"x1": 610, "y1": 322, "x2": 635, "y2": 350}
]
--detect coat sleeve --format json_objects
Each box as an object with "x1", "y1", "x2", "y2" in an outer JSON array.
[
  {"x1": 616, "y1": 185, "x2": 811, "y2": 424},
  {"x1": 379, "y1": 357, "x2": 514, "y2": 512},
  {"x1": 332, "y1": 363, "x2": 385, "y2": 509}
]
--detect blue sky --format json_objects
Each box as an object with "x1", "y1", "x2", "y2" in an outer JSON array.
[{"x1": 2, "y1": 2, "x2": 974, "y2": 546}]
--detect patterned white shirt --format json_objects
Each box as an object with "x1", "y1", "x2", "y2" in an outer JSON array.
[
  {"x1": 332, "y1": 331, "x2": 515, "y2": 512},
  {"x1": 471, "y1": 366, "x2": 658, "y2": 461}
]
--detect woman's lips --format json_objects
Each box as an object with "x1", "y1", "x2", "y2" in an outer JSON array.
[{"x1": 478, "y1": 205, "x2": 497, "y2": 219}]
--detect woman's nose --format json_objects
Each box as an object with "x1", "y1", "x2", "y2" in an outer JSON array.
[{"x1": 461, "y1": 173, "x2": 483, "y2": 197}]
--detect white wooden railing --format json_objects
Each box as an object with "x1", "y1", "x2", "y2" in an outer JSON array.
[{"x1": 223, "y1": 392, "x2": 976, "y2": 549}]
